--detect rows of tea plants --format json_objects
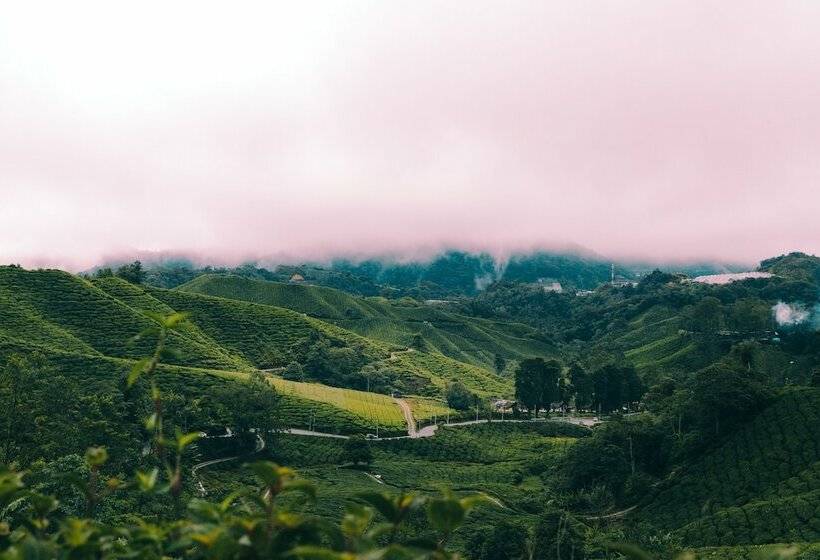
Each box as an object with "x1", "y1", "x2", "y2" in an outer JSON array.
[
  {"x1": 0, "y1": 267, "x2": 245, "y2": 370},
  {"x1": 180, "y1": 274, "x2": 555, "y2": 372},
  {"x1": 152, "y1": 286, "x2": 388, "y2": 367},
  {"x1": 392, "y1": 350, "x2": 511, "y2": 396},
  {"x1": 269, "y1": 376, "x2": 406, "y2": 433},
  {"x1": 690, "y1": 542, "x2": 820, "y2": 559},
  {"x1": 379, "y1": 422, "x2": 585, "y2": 463},
  {"x1": 674, "y1": 488, "x2": 820, "y2": 546},
  {"x1": 94, "y1": 276, "x2": 253, "y2": 370},
  {"x1": 407, "y1": 397, "x2": 455, "y2": 421},
  {"x1": 271, "y1": 435, "x2": 347, "y2": 466},
  {"x1": 637, "y1": 388, "x2": 820, "y2": 545}
]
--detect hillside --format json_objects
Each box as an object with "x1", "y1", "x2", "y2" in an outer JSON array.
[
  {"x1": 177, "y1": 274, "x2": 555, "y2": 370},
  {"x1": 0, "y1": 267, "x2": 251, "y2": 371},
  {"x1": 635, "y1": 388, "x2": 820, "y2": 546},
  {"x1": 0, "y1": 266, "x2": 505, "y2": 409}
]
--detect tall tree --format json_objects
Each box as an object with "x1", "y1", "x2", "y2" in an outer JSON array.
[
  {"x1": 515, "y1": 358, "x2": 561, "y2": 417},
  {"x1": 494, "y1": 353, "x2": 507, "y2": 375},
  {"x1": 569, "y1": 363, "x2": 593, "y2": 410},
  {"x1": 690, "y1": 296, "x2": 723, "y2": 333},
  {"x1": 591, "y1": 363, "x2": 643, "y2": 414},
  {"x1": 688, "y1": 363, "x2": 772, "y2": 436},
  {"x1": 446, "y1": 381, "x2": 474, "y2": 411},
  {"x1": 115, "y1": 260, "x2": 145, "y2": 285}
]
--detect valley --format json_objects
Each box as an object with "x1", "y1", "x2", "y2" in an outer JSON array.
[{"x1": 0, "y1": 251, "x2": 818, "y2": 558}]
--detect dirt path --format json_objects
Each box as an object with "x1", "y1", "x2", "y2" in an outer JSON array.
[{"x1": 394, "y1": 398, "x2": 417, "y2": 437}]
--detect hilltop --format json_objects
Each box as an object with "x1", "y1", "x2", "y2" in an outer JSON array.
[{"x1": 177, "y1": 274, "x2": 556, "y2": 371}]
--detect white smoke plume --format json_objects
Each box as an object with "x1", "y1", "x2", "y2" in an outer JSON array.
[{"x1": 772, "y1": 301, "x2": 811, "y2": 327}]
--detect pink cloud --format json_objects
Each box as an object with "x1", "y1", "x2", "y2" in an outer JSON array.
[{"x1": 1, "y1": 1, "x2": 818, "y2": 270}]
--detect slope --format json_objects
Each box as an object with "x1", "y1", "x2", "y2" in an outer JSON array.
[
  {"x1": 635, "y1": 388, "x2": 820, "y2": 546},
  {"x1": 0, "y1": 266, "x2": 249, "y2": 371},
  {"x1": 176, "y1": 274, "x2": 555, "y2": 369}
]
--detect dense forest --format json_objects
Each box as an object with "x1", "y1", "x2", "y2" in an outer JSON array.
[{"x1": 0, "y1": 251, "x2": 818, "y2": 558}]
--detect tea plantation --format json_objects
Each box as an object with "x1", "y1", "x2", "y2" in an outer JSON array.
[
  {"x1": 177, "y1": 274, "x2": 556, "y2": 369},
  {"x1": 636, "y1": 388, "x2": 820, "y2": 546}
]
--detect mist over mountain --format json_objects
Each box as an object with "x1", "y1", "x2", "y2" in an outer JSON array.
[{"x1": 88, "y1": 247, "x2": 759, "y2": 298}]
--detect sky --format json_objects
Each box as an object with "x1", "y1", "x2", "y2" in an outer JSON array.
[{"x1": 1, "y1": 1, "x2": 819, "y2": 270}]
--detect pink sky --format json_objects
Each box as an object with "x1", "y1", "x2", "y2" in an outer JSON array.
[{"x1": 1, "y1": 1, "x2": 819, "y2": 270}]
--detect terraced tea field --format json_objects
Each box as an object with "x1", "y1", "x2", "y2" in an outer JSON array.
[
  {"x1": 636, "y1": 388, "x2": 820, "y2": 546},
  {"x1": 178, "y1": 274, "x2": 557, "y2": 370},
  {"x1": 268, "y1": 376, "x2": 406, "y2": 432}
]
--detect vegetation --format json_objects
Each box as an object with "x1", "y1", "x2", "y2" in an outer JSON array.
[{"x1": 1, "y1": 250, "x2": 819, "y2": 557}]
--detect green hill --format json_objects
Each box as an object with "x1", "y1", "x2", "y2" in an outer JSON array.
[
  {"x1": 0, "y1": 267, "x2": 249, "y2": 371},
  {"x1": 176, "y1": 274, "x2": 555, "y2": 370},
  {"x1": 635, "y1": 388, "x2": 820, "y2": 546},
  {"x1": 0, "y1": 266, "x2": 511, "y2": 400}
]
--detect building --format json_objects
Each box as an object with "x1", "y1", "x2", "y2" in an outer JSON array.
[{"x1": 537, "y1": 278, "x2": 563, "y2": 293}]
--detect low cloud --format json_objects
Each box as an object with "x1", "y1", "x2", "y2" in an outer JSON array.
[{"x1": 1, "y1": 2, "x2": 819, "y2": 269}]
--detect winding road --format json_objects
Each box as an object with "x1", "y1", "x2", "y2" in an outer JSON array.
[
  {"x1": 190, "y1": 405, "x2": 603, "y2": 493},
  {"x1": 192, "y1": 432, "x2": 265, "y2": 496}
]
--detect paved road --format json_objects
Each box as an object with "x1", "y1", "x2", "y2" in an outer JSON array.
[
  {"x1": 191, "y1": 415, "x2": 602, "y2": 492},
  {"x1": 415, "y1": 416, "x2": 601, "y2": 438},
  {"x1": 284, "y1": 428, "x2": 349, "y2": 439},
  {"x1": 192, "y1": 433, "x2": 265, "y2": 496}
]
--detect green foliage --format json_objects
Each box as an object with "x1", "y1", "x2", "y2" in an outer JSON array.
[
  {"x1": 445, "y1": 382, "x2": 474, "y2": 411},
  {"x1": 340, "y1": 435, "x2": 373, "y2": 466},
  {"x1": 178, "y1": 274, "x2": 556, "y2": 373},
  {"x1": 114, "y1": 260, "x2": 145, "y2": 285},
  {"x1": 514, "y1": 358, "x2": 561, "y2": 417},
  {"x1": 590, "y1": 362, "x2": 644, "y2": 414},
  {"x1": 636, "y1": 389, "x2": 820, "y2": 546}
]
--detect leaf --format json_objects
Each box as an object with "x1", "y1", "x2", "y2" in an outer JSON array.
[
  {"x1": 358, "y1": 493, "x2": 399, "y2": 523},
  {"x1": 136, "y1": 469, "x2": 158, "y2": 492},
  {"x1": 161, "y1": 347, "x2": 183, "y2": 361},
  {"x1": 127, "y1": 358, "x2": 150, "y2": 387},
  {"x1": 604, "y1": 543, "x2": 655, "y2": 560},
  {"x1": 287, "y1": 546, "x2": 353, "y2": 560},
  {"x1": 176, "y1": 430, "x2": 201, "y2": 452},
  {"x1": 84, "y1": 446, "x2": 108, "y2": 467},
  {"x1": 249, "y1": 461, "x2": 294, "y2": 489},
  {"x1": 426, "y1": 497, "x2": 465, "y2": 534},
  {"x1": 280, "y1": 479, "x2": 316, "y2": 500},
  {"x1": 459, "y1": 492, "x2": 495, "y2": 511},
  {"x1": 62, "y1": 518, "x2": 94, "y2": 548}
]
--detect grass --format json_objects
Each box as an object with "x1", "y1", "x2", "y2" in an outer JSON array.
[
  {"x1": 406, "y1": 397, "x2": 454, "y2": 422},
  {"x1": 267, "y1": 376, "x2": 406, "y2": 432}
]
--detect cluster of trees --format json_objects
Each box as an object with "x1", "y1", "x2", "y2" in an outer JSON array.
[
  {"x1": 92, "y1": 260, "x2": 146, "y2": 285},
  {"x1": 467, "y1": 510, "x2": 586, "y2": 560},
  {"x1": 445, "y1": 381, "x2": 477, "y2": 411},
  {"x1": 561, "y1": 357, "x2": 776, "y2": 508},
  {"x1": 513, "y1": 358, "x2": 644, "y2": 417}
]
